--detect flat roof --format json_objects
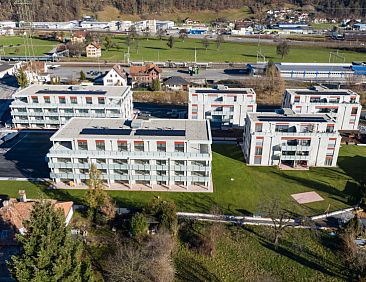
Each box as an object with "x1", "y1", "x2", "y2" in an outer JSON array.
[
  {"x1": 0, "y1": 62, "x2": 16, "y2": 73},
  {"x1": 13, "y1": 85, "x2": 131, "y2": 97},
  {"x1": 248, "y1": 112, "x2": 334, "y2": 123},
  {"x1": 190, "y1": 87, "x2": 255, "y2": 95},
  {"x1": 276, "y1": 63, "x2": 353, "y2": 73},
  {"x1": 286, "y1": 88, "x2": 357, "y2": 96},
  {"x1": 51, "y1": 118, "x2": 211, "y2": 142}
]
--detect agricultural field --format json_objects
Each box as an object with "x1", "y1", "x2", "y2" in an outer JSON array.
[{"x1": 0, "y1": 36, "x2": 58, "y2": 56}]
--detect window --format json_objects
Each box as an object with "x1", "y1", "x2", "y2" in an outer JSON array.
[
  {"x1": 78, "y1": 158, "x2": 88, "y2": 164},
  {"x1": 113, "y1": 159, "x2": 127, "y2": 165},
  {"x1": 255, "y1": 147, "x2": 263, "y2": 155},
  {"x1": 96, "y1": 158, "x2": 106, "y2": 164},
  {"x1": 31, "y1": 96, "x2": 38, "y2": 103},
  {"x1": 351, "y1": 108, "x2": 358, "y2": 115},
  {"x1": 19, "y1": 97, "x2": 28, "y2": 103},
  {"x1": 254, "y1": 157, "x2": 261, "y2": 165},
  {"x1": 86, "y1": 97, "x2": 92, "y2": 104},
  {"x1": 175, "y1": 160, "x2": 185, "y2": 166},
  {"x1": 59, "y1": 96, "x2": 66, "y2": 104},
  {"x1": 192, "y1": 171, "x2": 207, "y2": 177},
  {"x1": 44, "y1": 96, "x2": 50, "y2": 103},
  {"x1": 64, "y1": 108, "x2": 73, "y2": 113},
  {"x1": 70, "y1": 96, "x2": 77, "y2": 104},
  {"x1": 77, "y1": 140, "x2": 88, "y2": 150},
  {"x1": 294, "y1": 96, "x2": 300, "y2": 103},
  {"x1": 157, "y1": 170, "x2": 166, "y2": 176},
  {"x1": 256, "y1": 138, "x2": 263, "y2": 146},
  {"x1": 157, "y1": 160, "x2": 166, "y2": 165},
  {"x1": 96, "y1": 140, "x2": 105, "y2": 151},
  {"x1": 134, "y1": 141, "x2": 144, "y2": 152},
  {"x1": 175, "y1": 171, "x2": 184, "y2": 176},
  {"x1": 275, "y1": 125, "x2": 289, "y2": 132},
  {"x1": 174, "y1": 142, "x2": 184, "y2": 152},
  {"x1": 117, "y1": 141, "x2": 128, "y2": 152},
  {"x1": 326, "y1": 125, "x2": 335, "y2": 133},
  {"x1": 135, "y1": 170, "x2": 149, "y2": 175},
  {"x1": 325, "y1": 158, "x2": 333, "y2": 166},
  {"x1": 57, "y1": 158, "x2": 71, "y2": 163},
  {"x1": 135, "y1": 160, "x2": 149, "y2": 165},
  {"x1": 157, "y1": 141, "x2": 166, "y2": 152},
  {"x1": 255, "y1": 123, "x2": 262, "y2": 132},
  {"x1": 192, "y1": 160, "x2": 206, "y2": 166},
  {"x1": 98, "y1": 97, "x2": 105, "y2": 104},
  {"x1": 78, "y1": 109, "x2": 89, "y2": 114},
  {"x1": 114, "y1": 169, "x2": 128, "y2": 175},
  {"x1": 175, "y1": 181, "x2": 185, "y2": 186}
]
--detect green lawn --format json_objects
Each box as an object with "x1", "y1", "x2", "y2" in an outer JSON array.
[
  {"x1": 176, "y1": 224, "x2": 349, "y2": 281},
  {"x1": 1, "y1": 35, "x2": 366, "y2": 63},
  {"x1": 0, "y1": 145, "x2": 364, "y2": 216},
  {"x1": 1, "y1": 36, "x2": 58, "y2": 56}
]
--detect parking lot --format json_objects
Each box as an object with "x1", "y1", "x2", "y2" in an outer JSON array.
[{"x1": 0, "y1": 131, "x2": 53, "y2": 179}]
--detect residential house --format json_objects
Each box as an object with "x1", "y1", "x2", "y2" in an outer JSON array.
[
  {"x1": 22, "y1": 61, "x2": 50, "y2": 84},
  {"x1": 102, "y1": 64, "x2": 129, "y2": 86},
  {"x1": 70, "y1": 31, "x2": 86, "y2": 44},
  {"x1": 130, "y1": 63, "x2": 161, "y2": 87},
  {"x1": 163, "y1": 76, "x2": 189, "y2": 91},
  {"x1": 85, "y1": 42, "x2": 101, "y2": 58}
]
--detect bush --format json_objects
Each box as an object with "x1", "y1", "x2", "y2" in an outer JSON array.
[{"x1": 130, "y1": 212, "x2": 148, "y2": 239}]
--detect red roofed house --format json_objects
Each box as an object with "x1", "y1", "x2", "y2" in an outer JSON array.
[
  {"x1": 86, "y1": 42, "x2": 102, "y2": 58},
  {"x1": 129, "y1": 63, "x2": 161, "y2": 87},
  {"x1": 70, "y1": 31, "x2": 86, "y2": 44}
]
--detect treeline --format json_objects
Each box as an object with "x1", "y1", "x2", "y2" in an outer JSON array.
[
  {"x1": 0, "y1": 0, "x2": 243, "y2": 21},
  {"x1": 0, "y1": 0, "x2": 365, "y2": 21}
]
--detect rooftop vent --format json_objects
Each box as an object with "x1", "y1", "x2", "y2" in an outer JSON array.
[
  {"x1": 216, "y1": 84, "x2": 228, "y2": 90},
  {"x1": 131, "y1": 119, "x2": 143, "y2": 129}
]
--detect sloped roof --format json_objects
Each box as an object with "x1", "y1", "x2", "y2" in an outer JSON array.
[
  {"x1": 111, "y1": 64, "x2": 128, "y2": 78},
  {"x1": 87, "y1": 42, "x2": 101, "y2": 49},
  {"x1": 0, "y1": 200, "x2": 73, "y2": 231},
  {"x1": 163, "y1": 76, "x2": 188, "y2": 86},
  {"x1": 130, "y1": 63, "x2": 161, "y2": 76},
  {"x1": 22, "y1": 61, "x2": 47, "y2": 74}
]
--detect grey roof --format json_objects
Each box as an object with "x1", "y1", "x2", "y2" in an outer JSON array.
[
  {"x1": 276, "y1": 63, "x2": 353, "y2": 73},
  {"x1": 190, "y1": 87, "x2": 256, "y2": 95},
  {"x1": 163, "y1": 76, "x2": 188, "y2": 86},
  {"x1": 0, "y1": 62, "x2": 16, "y2": 73},
  {"x1": 13, "y1": 85, "x2": 131, "y2": 97},
  {"x1": 248, "y1": 112, "x2": 335, "y2": 123},
  {"x1": 286, "y1": 88, "x2": 357, "y2": 96},
  {"x1": 51, "y1": 118, "x2": 211, "y2": 142}
]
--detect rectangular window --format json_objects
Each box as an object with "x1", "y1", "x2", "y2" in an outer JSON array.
[
  {"x1": 134, "y1": 160, "x2": 149, "y2": 165},
  {"x1": 96, "y1": 158, "x2": 106, "y2": 164},
  {"x1": 255, "y1": 147, "x2": 263, "y2": 155},
  {"x1": 117, "y1": 141, "x2": 128, "y2": 152},
  {"x1": 57, "y1": 158, "x2": 71, "y2": 163},
  {"x1": 326, "y1": 125, "x2": 335, "y2": 133},
  {"x1": 59, "y1": 96, "x2": 66, "y2": 104},
  {"x1": 98, "y1": 97, "x2": 105, "y2": 104},
  {"x1": 134, "y1": 141, "x2": 144, "y2": 152},
  {"x1": 294, "y1": 96, "x2": 300, "y2": 103},
  {"x1": 175, "y1": 160, "x2": 185, "y2": 166},
  {"x1": 114, "y1": 169, "x2": 128, "y2": 175},
  {"x1": 86, "y1": 97, "x2": 92, "y2": 104},
  {"x1": 255, "y1": 123, "x2": 262, "y2": 132},
  {"x1": 325, "y1": 158, "x2": 333, "y2": 166},
  {"x1": 157, "y1": 160, "x2": 166, "y2": 165},
  {"x1": 44, "y1": 96, "x2": 50, "y2": 103},
  {"x1": 113, "y1": 159, "x2": 127, "y2": 165},
  {"x1": 175, "y1": 171, "x2": 184, "y2": 176},
  {"x1": 31, "y1": 96, "x2": 38, "y2": 103},
  {"x1": 174, "y1": 142, "x2": 184, "y2": 152},
  {"x1": 70, "y1": 96, "x2": 77, "y2": 104},
  {"x1": 157, "y1": 141, "x2": 166, "y2": 152},
  {"x1": 78, "y1": 140, "x2": 88, "y2": 150},
  {"x1": 351, "y1": 108, "x2": 358, "y2": 115},
  {"x1": 192, "y1": 160, "x2": 206, "y2": 166},
  {"x1": 275, "y1": 125, "x2": 289, "y2": 132},
  {"x1": 96, "y1": 140, "x2": 105, "y2": 151},
  {"x1": 254, "y1": 157, "x2": 261, "y2": 165},
  {"x1": 78, "y1": 158, "x2": 88, "y2": 164},
  {"x1": 157, "y1": 170, "x2": 166, "y2": 176},
  {"x1": 135, "y1": 170, "x2": 149, "y2": 175}
]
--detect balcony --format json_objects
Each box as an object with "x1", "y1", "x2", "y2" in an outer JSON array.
[
  {"x1": 281, "y1": 145, "x2": 310, "y2": 151},
  {"x1": 281, "y1": 155, "x2": 310, "y2": 161}
]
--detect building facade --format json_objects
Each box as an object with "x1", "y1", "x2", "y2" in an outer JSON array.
[
  {"x1": 188, "y1": 86, "x2": 257, "y2": 129},
  {"x1": 85, "y1": 42, "x2": 101, "y2": 58},
  {"x1": 10, "y1": 85, "x2": 133, "y2": 129},
  {"x1": 47, "y1": 118, "x2": 212, "y2": 191},
  {"x1": 283, "y1": 87, "x2": 362, "y2": 131},
  {"x1": 129, "y1": 64, "x2": 161, "y2": 87},
  {"x1": 243, "y1": 110, "x2": 341, "y2": 168},
  {"x1": 102, "y1": 64, "x2": 128, "y2": 86}
]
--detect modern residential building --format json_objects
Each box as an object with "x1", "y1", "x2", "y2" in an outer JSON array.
[
  {"x1": 10, "y1": 85, "x2": 133, "y2": 129},
  {"x1": 243, "y1": 109, "x2": 341, "y2": 168},
  {"x1": 283, "y1": 87, "x2": 362, "y2": 131},
  {"x1": 47, "y1": 118, "x2": 212, "y2": 192},
  {"x1": 85, "y1": 42, "x2": 101, "y2": 58},
  {"x1": 188, "y1": 85, "x2": 257, "y2": 129}
]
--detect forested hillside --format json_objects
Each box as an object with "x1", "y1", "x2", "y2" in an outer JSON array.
[{"x1": 0, "y1": 0, "x2": 365, "y2": 21}]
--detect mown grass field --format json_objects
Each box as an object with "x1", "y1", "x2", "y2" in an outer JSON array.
[
  {"x1": 1, "y1": 36, "x2": 58, "y2": 56},
  {"x1": 1, "y1": 35, "x2": 366, "y2": 63},
  {"x1": 0, "y1": 145, "x2": 364, "y2": 216}
]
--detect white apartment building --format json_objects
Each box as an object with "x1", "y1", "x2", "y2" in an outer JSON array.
[
  {"x1": 283, "y1": 87, "x2": 362, "y2": 131},
  {"x1": 10, "y1": 85, "x2": 133, "y2": 129},
  {"x1": 243, "y1": 110, "x2": 341, "y2": 168},
  {"x1": 188, "y1": 86, "x2": 257, "y2": 129},
  {"x1": 47, "y1": 118, "x2": 212, "y2": 192}
]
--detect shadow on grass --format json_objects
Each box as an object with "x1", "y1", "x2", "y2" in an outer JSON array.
[
  {"x1": 338, "y1": 155, "x2": 366, "y2": 185},
  {"x1": 212, "y1": 144, "x2": 244, "y2": 162},
  {"x1": 176, "y1": 255, "x2": 221, "y2": 282},
  {"x1": 242, "y1": 53, "x2": 275, "y2": 59},
  {"x1": 144, "y1": 46, "x2": 168, "y2": 50}
]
